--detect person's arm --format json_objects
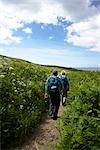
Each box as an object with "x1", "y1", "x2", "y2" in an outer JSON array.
[{"x1": 66, "y1": 76, "x2": 70, "y2": 91}]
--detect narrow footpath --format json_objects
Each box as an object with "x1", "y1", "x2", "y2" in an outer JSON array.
[{"x1": 17, "y1": 105, "x2": 63, "y2": 150}]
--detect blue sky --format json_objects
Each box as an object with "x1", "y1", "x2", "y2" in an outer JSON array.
[{"x1": 0, "y1": 0, "x2": 100, "y2": 68}]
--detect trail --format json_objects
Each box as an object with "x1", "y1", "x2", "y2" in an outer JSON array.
[{"x1": 17, "y1": 105, "x2": 63, "y2": 150}]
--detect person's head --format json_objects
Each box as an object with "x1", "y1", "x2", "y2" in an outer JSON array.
[
  {"x1": 61, "y1": 70, "x2": 66, "y2": 75},
  {"x1": 52, "y1": 70, "x2": 58, "y2": 76}
]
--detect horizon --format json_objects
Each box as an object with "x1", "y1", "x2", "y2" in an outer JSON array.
[
  {"x1": 0, "y1": 0, "x2": 100, "y2": 68},
  {"x1": 1, "y1": 54, "x2": 100, "y2": 70}
]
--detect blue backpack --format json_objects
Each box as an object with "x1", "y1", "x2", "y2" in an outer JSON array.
[
  {"x1": 48, "y1": 76, "x2": 59, "y2": 93},
  {"x1": 61, "y1": 76, "x2": 68, "y2": 88}
]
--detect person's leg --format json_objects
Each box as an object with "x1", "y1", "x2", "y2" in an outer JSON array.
[
  {"x1": 49, "y1": 92, "x2": 55, "y2": 117},
  {"x1": 53, "y1": 93, "x2": 60, "y2": 119},
  {"x1": 62, "y1": 88, "x2": 67, "y2": 106},
  {"x1": 61, "y1": 92, "x2": 64, "y2": 105}
]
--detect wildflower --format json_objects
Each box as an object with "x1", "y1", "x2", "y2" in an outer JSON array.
[
  {"x1": 12, "y1": 79, "x2": 16, "y2": 82},
  {"x1": 23, "y1": 83, "x2": 26, "y2": 87},
  {"x1": 14, "y1": 90, "x2": 17, "y2": 93},
  {"x1": 0, "y1": 65, "x2": 3, "y2": 68},
  {"x1": 8, "y1": 104, "x2": 11, "y2": 108},
  {"x1": 3, "y1": 62, "x2": 8, "y2": 66},
  {"x1": 19, "y1": 82, "x2": 22, "y2": 85},
  {"x1": 11, "y1": 73, "x2": 15, "y2": 76},
  {"x1": 4, "y1": 129, "x2": 9, "y2": 133},
  {"x1": 9, "y1": 67, "x2": 13, "y2": 70},
  {"x1": 20, "y1": 105, "x2": 23, "y2": 109},
  {"x1": 0, "y1": 74, "x2": 5, "y2": 78}
]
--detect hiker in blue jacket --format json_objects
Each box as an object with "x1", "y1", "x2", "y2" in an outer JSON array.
[
  {"x1": 45, "y1": 70, "x2": 62, "y2": 120},
  {"x1": 60, "y1": 71, "x2": 69, "y2": 106}
]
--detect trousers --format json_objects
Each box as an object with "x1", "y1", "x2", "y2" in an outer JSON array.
[{"x1": 49, "y1": 91, "x2": 60, "y2": 117}]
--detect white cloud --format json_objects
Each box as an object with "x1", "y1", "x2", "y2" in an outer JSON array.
[
  {"x1": 65, "y1": 14, "x2": 100, "y2": 52},
  {"x1": 22, "y1": 27, "x2": 32, "y2": 34},
  {"x1": 56, "y1": 0, "x2": 99, "y2": 21},
  {"x1": 0, "y1": 27, "x2": 22, "y2": 45},
  {"x1": 0, "y1": 0, "x2": 64, "y2": 45},
  {"x1": 41, "y1": 25, "x2": 45, "y2": 30},
  {"x1": 49, "y1": 36, "x2": 53, "y2": 40},
  {"x1": 0, "y1": 0, "x2": 100, "y2": 52}
]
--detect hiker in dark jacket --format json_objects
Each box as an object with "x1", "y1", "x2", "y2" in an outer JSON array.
[
  {"x1": 59, "y1": 71, "x2": 69, "y2": 106},
  {"x1": 45, "y1": 70, "x2": 62, "y2": 120}
]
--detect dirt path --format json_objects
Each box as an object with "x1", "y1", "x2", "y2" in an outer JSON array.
[{"x1": 17, "y1": 105, "x2": 63, "y2": 150}]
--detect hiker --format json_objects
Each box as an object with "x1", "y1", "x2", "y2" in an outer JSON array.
[
  {"x1": 45, "y1": 70, "x2": 62, "y2": 120},
  {"x1": 59, "y1": 71, "x2": 69, "y2": 106}
]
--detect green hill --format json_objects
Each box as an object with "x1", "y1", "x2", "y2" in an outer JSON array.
[
  {"x1": 0, "y1": 55, "x2": 53, "y2": 149},
  {"x1": 0, "y1": 55, "x2": 100, "y2": 150}
]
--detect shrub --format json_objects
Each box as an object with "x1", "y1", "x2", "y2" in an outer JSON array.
[
  {"x1": 59, "y1": 71, "x2": 100, "y2": 150},
  {"x1": 0, "y1": 56, "x2": 52, "y2": 149}
]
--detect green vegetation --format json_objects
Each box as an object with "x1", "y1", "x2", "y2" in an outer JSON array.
[
  {"x1": 59, "y1": 71, "x2": 100, "y2": 150},
  {"x1": 1, "y1": 55, "x2": 100, "y2": 150},
  {"x1": 0, "y1": 55, "x2": 52, "y2": 149}
]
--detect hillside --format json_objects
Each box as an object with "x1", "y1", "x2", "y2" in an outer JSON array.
[
  {"x1": 1, "y1": 55, "x2": 100, "y2": 150},
  {"x1": 0, "y1": 55, "x2": 52, "y2": 149},
  {"x1": 0, "y1": 55, "x2": 68, "y2": 149}
]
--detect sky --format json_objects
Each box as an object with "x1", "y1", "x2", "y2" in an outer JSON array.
[{"x1": 0, "y1": 0, "x2": 100, "y2": 68}]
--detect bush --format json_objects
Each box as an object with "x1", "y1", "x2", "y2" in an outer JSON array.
[
  {"x1": 59, "y1": 71, "x2": 100, "y2": 150},
  {"x1": 0, "y1": 56, "x2": 52, "y2": 149}
]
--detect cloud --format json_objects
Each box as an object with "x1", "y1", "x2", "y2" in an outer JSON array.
[
  {"x1": 0, "y1": 0, "x2": 64, "y2": 44},
  {"x1": 56, "y1": 0, "x2": 99, "y2": 21},
  {"x1": 65, "y1": 14, "x2": 100, "y2": 52},
  {"x1": 0, "y1": 0, "x2": 100, "y2": 52},
  {"x1": 49, "y1": 36, "x2": 53, "y2": 40},
  {"x1": 0, "y1": 27, "x2": 22, "y2": 45},
  {"x1": 22, "y1": 27, "x2": 32, "y2": 34},
  {"x1": 41, "y1": 25, "x2": 45, "y2": 30}
]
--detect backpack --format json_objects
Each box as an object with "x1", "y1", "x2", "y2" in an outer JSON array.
[
  {"x1": 61, "y1": 76, "x2": 68, "y2": 88},
  {"x1": 48, "y1": 76, "x2": 59, "y2": 93}
]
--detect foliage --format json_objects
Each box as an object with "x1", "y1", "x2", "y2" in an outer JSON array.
[
  {"x1": 1, "y1": 55, "x2": 100, "y2": 150},
  {"x1": 0, "y1": 55, "x2": 52, "y2": 149},
  {"x1": 59, "y1": 71, "x2": 100, "y2": 150}
]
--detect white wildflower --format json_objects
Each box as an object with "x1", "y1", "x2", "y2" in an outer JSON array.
[
  {"x1": 11, "y1": 73, "x2": 15, "y2": 76},
  {"x1": 8, "y1": 104, "x2": 11, "y2": 108},
  {"x1": 3, "y1": 62, "x2": 8, "y2": 66},
  {"x1": 14, "y1": 90, "x2": 17, "y2": 92},
  {"x1": 12, "y1": 79, "x2": 16, "y2": 82},
  {"x1": 20, "y1": 105, "x2": 23, "y2": 109},
  {"x1": 4, "y1": 129, "x2": 9, "y2": 132},
  {"x1": 0, "y1": 74, "x2": 5, "y2": 78},
  {"x1": 19, "y1": 82, "x2": 22, "y2": 85},
  {"x1": 9, "y1": 67, "x2": 13, "y2": 70},
  {"x1": 0, "y1": 65, "x2": 3, "y2": 68},
  {"x1": 23, "y1": 83, "x2": 26, "y2": 87}
]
